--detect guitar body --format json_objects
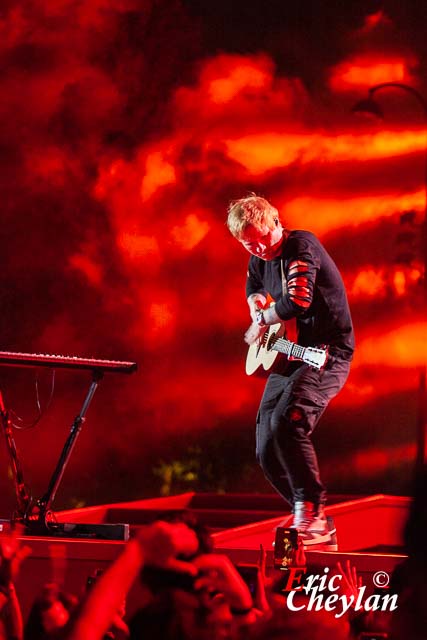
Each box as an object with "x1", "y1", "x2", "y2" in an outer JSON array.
[{"x1": 245, "y1": 323, "x2": 285, "y2": 375}]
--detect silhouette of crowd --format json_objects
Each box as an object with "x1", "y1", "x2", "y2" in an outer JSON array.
[{"x1": 0, "y1": 466, "x2": 425, "y2": 640}]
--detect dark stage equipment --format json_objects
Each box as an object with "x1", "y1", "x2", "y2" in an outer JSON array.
[{"x1": 0, "y1": 351, "x2": 137, "y2": 540}]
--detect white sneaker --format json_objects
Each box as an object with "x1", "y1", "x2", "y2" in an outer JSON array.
[{"x1": 291, "y1": 502, "x2": 335, "y2": 548}]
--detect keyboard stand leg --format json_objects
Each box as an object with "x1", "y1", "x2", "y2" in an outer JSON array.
[
  {"x1": 0, "y1": 391, "x2": 32, "y2": 520},
  {"x1": 36, "y1": 369, "x2": 103, "y2": 527}
]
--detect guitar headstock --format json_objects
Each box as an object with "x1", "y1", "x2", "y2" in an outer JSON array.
[{"x1": 303, "y1": 346, "x2": 328, "y2": 370}]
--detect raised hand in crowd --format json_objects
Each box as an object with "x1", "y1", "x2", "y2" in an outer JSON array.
[
  {"x1": 251, "y1": 544, "x2": 270, "y2": 616},
  {"x1": 333, "y1": 559, "x2": 391, "y2": 639},
  {"x1": 137, "y1": 520, "x2": 199, "y2": 575},
  {"x1": 65, "y1": 520, "x2": 199, "y2": 640},
  {"x1": 0, "y1": 527, "x2": 31, "y2": 588},
  {"x1": 334, "y1": 560, "x2": 363, "y2": 602},
  {"x1": 0, "y1": 527, "x2": 31, "y2": 640}
]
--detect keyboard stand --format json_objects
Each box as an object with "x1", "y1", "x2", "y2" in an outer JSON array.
[
  {"x1": 39, "y1": 369, "x2": 103, "y2": 520},
  {"x1": 0, "y1": 370, "x2": 129, "y2": 541}
]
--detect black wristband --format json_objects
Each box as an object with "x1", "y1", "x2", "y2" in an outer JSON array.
[{"x1": 256, "y1": 309, "x2": 266, "y2": 326}]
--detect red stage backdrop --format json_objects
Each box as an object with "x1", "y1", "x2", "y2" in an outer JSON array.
[{"x1": 0, "y1": 2, "x2": 426, "y2": 514}]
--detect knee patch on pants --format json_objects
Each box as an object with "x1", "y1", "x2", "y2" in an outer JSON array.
[
  {"x1": 287, "y1": 407, "x2": 305, "y2": 423},
  {"x1": 283, "y1": 399, "x2": 326, "y2": 435},
  {"x1": 271, "y1": 405, "x2": 310, "y2": 437},
  {"x1": 283, "y1": 405, "x2": 311, "y2": 434}
]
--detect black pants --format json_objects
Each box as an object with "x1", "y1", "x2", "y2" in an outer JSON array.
[{"x1": 255, "y1": 357, "x2": 351, "y2": 508}]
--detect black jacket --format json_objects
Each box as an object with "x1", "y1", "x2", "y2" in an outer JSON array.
[{"x1": 246, "y1": 230, "x2": 354, "y2": 360}]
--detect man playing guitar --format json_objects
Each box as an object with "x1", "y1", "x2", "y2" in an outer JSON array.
[{"x1": 227, "y1": 194, "x2": 354, "y2": 547}]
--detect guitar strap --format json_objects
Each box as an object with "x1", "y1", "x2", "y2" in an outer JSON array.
[{"x1": 281, "y1": 260, "x2": 298, "y2": 346}]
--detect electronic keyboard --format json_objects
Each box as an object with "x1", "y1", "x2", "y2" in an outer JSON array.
[{"x1": 0, "y1": 351, "x2": 137, "y2": 374}]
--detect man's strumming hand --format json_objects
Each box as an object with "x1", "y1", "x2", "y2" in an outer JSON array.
[{"x1": 244, "y1": 322, "x2": 266, "y2": 345}]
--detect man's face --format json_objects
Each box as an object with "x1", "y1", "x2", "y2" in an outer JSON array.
[{"x1": 239, "y1": 222, "x2": 283, "y2": 260}]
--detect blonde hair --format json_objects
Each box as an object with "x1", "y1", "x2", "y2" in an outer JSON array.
[{"x1": 226, "y1": 194, "x2": 280, "y2": 238}]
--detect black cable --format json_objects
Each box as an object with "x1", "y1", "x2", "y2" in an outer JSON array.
[{"x1": 11, "y1": 369, "x2": 56, "y2": 431}]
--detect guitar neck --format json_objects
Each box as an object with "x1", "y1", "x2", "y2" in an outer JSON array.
[{"x1": 271, "y1": 336, "x2": 306, "y2": 360}]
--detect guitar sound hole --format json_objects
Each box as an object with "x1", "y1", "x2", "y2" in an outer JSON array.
[{"x1": 266, "y1": 332, "x2": 276, "y2": 351}]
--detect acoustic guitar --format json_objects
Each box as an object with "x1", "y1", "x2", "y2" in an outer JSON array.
[{"x1": 246, "y1": 322, "x2": 328, "y2": 375}]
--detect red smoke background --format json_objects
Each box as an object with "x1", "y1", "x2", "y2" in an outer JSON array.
[{"x1": 0, "y1": 1, "x2": 426, "y2": 515}]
